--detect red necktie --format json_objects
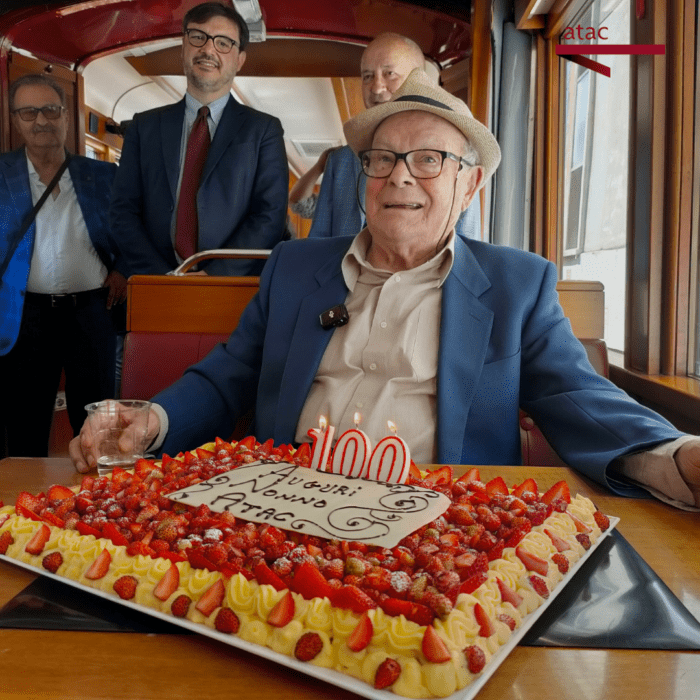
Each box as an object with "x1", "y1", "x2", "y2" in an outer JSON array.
[{"x1": 175, "y1": 105, "x2": 210, "y2": 260}]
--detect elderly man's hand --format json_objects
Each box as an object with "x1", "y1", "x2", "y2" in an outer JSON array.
[
  {"x1": 69, "y1": 406, "x2": 161, "y2": 474},
  {"x1": 674, "y1": 439, "x2": 700, "y2": 507}
]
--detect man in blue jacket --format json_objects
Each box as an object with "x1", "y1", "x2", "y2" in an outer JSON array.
[
  {"x1": 109, "y1": 2, "x2": 288, "y2": 277},
  {"x1": 0, "y1": 74, "x2": 124, "y2": 457},
  {"x1": 71, "y1": 70, "x2": 700, "y2": 509}
]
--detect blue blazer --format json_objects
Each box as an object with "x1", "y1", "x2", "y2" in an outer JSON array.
[
  {"x1": 109, "y1": 95, "x2": 289, "y2": 277},
  {"x1": 0, "y1": 149, "x2": 117, "y2": 355},
  {"x1": 154, "y1": 235, "x2": 683, "y2": 496},
  {"x1": 307, "y1": 145, "x2": 481, "y2": 240}
]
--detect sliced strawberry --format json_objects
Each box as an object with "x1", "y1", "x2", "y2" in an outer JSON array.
[
  {"x1": 474, "y1": 602, "x2": 496, "y2": 637},
  {"x1": 422, "y1": 625, "x2": 451, "y2": 663},
  {"x1": 575, "y1": 533, "x2": 592, "y2": 550},
  {"x1": 290, "y1": 560, "x2": 333, "y2": 600},
  {"x1": 47, "y1": 484, "x2": 75, "y2": 501},
  {"x1": 0, "y1": 513, "x2": 9, "y2": 528},
  {"x1": 464, "y1": 645, "x2": 486, "y2": 674},
  {"x1": 424, "y1": 465, "x2": 453, "y2": 485},
  {"x1": 593, "y1": 510, "x2": 610, "y2": 531},
  {"x1": 102, "y1": 522, "x2": 129, "y2": 547},
  {"x1": 153, "y1": 562, "x2": 180, "y2": 601},
  {"x1": 459, "y1": 571, "x2": 488, "y2": 595},
  {"x1": 0, "y1": 531, "x2": 14, "y2": 555},
  {"x1": 84, "y1": 549, "x2": 112, "y2": 580},
  {"x1": 237, "y1": 435, "x2": 257, "y2": 451},
  {"x1": 294, "y1": 631, "x2": 324, "y2": 661},
  {"x1": 126, "y1": 541, "x2": 156, "y2": 558},
  {"x1": 159, "y1": 550, "x2": 187, "y2": 564},
  {"x1": 540, "y1": 480, "x2": 571, "y2": 505},
  {"x1": 15, "y1": 491, "x2": 41, "y2": 516},
  {"x1": 496, "y1": 578, "x2": 523, "y2": 607},
  {"x1": 253, "y1": 561, "x2": 288, "y2": 591},
  {"x1": 195, "y1": 578, "x2": 225, "y2": 617},
  {"x1": 408, "y1": 462, "x2": 422, "y2": 481},
  {"x1": 255, "y1": 438, "x2": 274, "y2": 457},
  {"x1": 347, "y1": 611, "x2": 373, "y2": 651},
  {"x1": 331, "y1": 585, "x2": 377, "y2": 614},
  {"x1": 374, "y1": 658, "x2": 401, "y2": 689},
  {"x1": 544, "y1": 528, "x2": 571, "y2": 552},
  {"x1": 511, "y1": 478, "x2": 538, "y2": 498},
  {"x1": 113, "y1": 575, "x2": 138, "y2": 600},
  {"x1": 76, "y1": 521, "x2": 102, "y2": 538},
  {"x1": 379, "y1": 597, "x2": 434, "y2": 626},
  {"x1": 25, "y1": 523, "x2": 51, "y2": 555},
  {"x1": 80, "y1": 474, "x2": 95, "y2": 491},
  {"x1": 515, "y1": 545, "x2": 549, "y2": 576},
  {"x1": 485, "y1": 476, "x2": 509, "y2": 497},
  {"x1": 186, "y1": 548, "x2": 219, "y2": 572},
  {"x1": 16, "y1": 504, "x2": 42, "y2": 522},
  {"x1": 196, "y1": 447, "x2": 215, "y2": 460},
  {"x1": 267, "y1": 590, "x2": 295, "y2": 627},
  {"x1": 454, "y1": 467, "x2": 481, "y2": 485},
  {"x1": 135, "y1": 458, "x2": 157, "y2": 478},
  {"x1": 40, "y1": 511, "x2": 65, "y2": 528},
  {"x1": 568, "y1": 513, "x2": 592, "y2": 533},
  {"x1": 292, "y1": 441, "x2": 310, "y2": 466}
]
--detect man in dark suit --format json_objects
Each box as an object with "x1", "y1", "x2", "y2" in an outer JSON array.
[
  {"x1": 109, "y1": 2, "x2": 288, "y2": 277},
  {"x1": 0, "y1": 74, "x2": 125, "y2": 457}
]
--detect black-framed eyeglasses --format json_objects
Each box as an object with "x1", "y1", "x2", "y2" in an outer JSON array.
[
  {"x1": 185, "y1": 28, "x2": 239, "y2": 54},
  {"x1": 359, "y1": 149, "x2": 473, "y2": 179},
  {"x1": 12, "y1": 105, "x2": 65, "y2": 122}
]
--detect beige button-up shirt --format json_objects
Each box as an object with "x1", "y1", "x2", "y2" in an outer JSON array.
[{"x1": 295, "y1": 229, "x2": 454, "y2": 463}]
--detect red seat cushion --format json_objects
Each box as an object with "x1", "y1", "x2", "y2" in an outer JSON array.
[{"x1": 121, "y1": 331, "x2": 228, "y2": 400}]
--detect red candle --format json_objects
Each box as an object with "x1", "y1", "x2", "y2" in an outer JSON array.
[
  {"x1": 307, "y1": 416, "x2": 335, "y2": 471},
  {"x1": 367, "y1": 421, "x2": 411, "y2": 484},
  {"x1": 330, "y1": 412, "x2": 372, "y2": 476}
]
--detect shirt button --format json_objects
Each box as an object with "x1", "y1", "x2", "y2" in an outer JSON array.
[
  {"x1": 395, "y1": 275, "x2": 401, "y2": 282},
  {"x1": 369, "y1": 363, "x2": 377, "y2": 371},
  {"x1": 380, "y1": 321, "x2": 387, "y2": 328},
  {"x1": 356, "y1": 402, "x2": 364, "y2": 409}
]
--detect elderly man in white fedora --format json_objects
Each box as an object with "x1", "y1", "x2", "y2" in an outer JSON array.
[{"x1": 71, "y1": 69, "x2": 700, "y2": 511}]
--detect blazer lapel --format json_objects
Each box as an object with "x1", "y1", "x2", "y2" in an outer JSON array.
[
  {"x1": 161, "y1": 101, "x2": 186, "y2": 201},
  {"x1": 201, "y1": 94, "x2": 245, "y2": 183},
  {"x1": 273, "y1": 255, "x2": 349, "y2": 443},
  {"x1": 437, "y1": 238, "x2": 494, "y2": 463}
]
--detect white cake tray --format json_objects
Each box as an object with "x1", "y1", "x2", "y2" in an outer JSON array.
[{"x1": 0, "y1": 517, "x2": 618, "y2": 700}]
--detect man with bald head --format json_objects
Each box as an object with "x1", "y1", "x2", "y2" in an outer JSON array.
[
  {"x1": 291, "y1": 33, "x2": 479, "y2": 239},
  {"x1": 72, "y1": 69, "x2": 700, "y2": 512}
]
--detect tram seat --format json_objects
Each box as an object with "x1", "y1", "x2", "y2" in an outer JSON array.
[{"x1": 519, "y1": 280, "x2": 608, "y2": 466}]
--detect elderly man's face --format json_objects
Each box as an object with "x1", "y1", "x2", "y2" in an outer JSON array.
[
  {"x1": 364, "y1": 111, "x2": 482, "y2": 252},
  {"x1": 12, "y1": 84, "x2": 68, "y2": 153},
  {"x1": 183, "y1": 15, "x2": 246, "y2": 102},
  {"x1": 361, "y1": 38, "x2": 424, "y2": 109}
]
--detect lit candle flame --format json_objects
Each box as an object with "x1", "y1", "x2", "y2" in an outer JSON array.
[
  {"x1": 354, "y1": 412, "x2": 361, "y2": 427},
  {"x1": 319, "y1": 415, "x2": 328, "y2": 431},
  {"x1": 387, "y1": 420, "x2": 397, "y2": 435}
]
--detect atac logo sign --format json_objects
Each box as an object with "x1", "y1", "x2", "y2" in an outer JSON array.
[{"x1": 556, "y1": 25, "x2": 664, "y2": 77}]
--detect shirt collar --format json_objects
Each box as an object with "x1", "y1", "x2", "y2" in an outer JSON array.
[
  {"x1": 341, "y1": 228, "x2": 456, "y2": 292},
  {"x1": 184, "y1": 91, "x2": 230, "y2": 127}
]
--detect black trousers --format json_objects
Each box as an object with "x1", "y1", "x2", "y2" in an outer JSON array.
[{"x1": 0, "y1": 289, "x2": 116, "y2": 457}]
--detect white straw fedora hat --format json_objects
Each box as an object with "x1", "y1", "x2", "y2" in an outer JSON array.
[{"x1": 344, "y1": 68, "x2": 501, "y2": 187}]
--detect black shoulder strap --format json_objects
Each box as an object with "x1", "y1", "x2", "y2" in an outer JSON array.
[{"x1": 0, "y1": 152, "x2": 73, "y2": 283}]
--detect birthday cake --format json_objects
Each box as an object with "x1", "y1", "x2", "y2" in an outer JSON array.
[{"x1": 0, "y1": 436, "x2": 612, "y2": 698}]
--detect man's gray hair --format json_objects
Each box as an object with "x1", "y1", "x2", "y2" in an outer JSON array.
[
  {"x1": 463, "y1": 138, "x2": 480, "y2": 166},
  {"x1": 9, "y1": 73, "x2": 66, "y2": 111}
]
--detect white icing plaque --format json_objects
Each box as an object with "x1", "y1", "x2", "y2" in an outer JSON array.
[{"x1": 167, "y1": 460, "x2": 451, "y2": 548}]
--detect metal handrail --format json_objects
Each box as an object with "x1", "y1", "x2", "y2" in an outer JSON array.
[{"x1": 169, "y1": 249, "x2": 273, "y2": 276}]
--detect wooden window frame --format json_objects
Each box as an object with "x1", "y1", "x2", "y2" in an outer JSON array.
[{"x1": 531, "y1": 0, "x2": 700, "y2": 432}]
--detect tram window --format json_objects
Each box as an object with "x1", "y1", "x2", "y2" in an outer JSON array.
[{"x1": 560, "y1": 0, "x2": 630, "y2": 354}]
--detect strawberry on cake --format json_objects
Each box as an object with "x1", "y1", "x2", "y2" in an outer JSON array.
[{"x1": 0, "y1": 436, "x2": 612, "y2": 699}]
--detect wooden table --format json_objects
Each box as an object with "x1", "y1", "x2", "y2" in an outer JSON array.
[{"x1": 1, "y1": 458, "x2": 699, "y2": 700}]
